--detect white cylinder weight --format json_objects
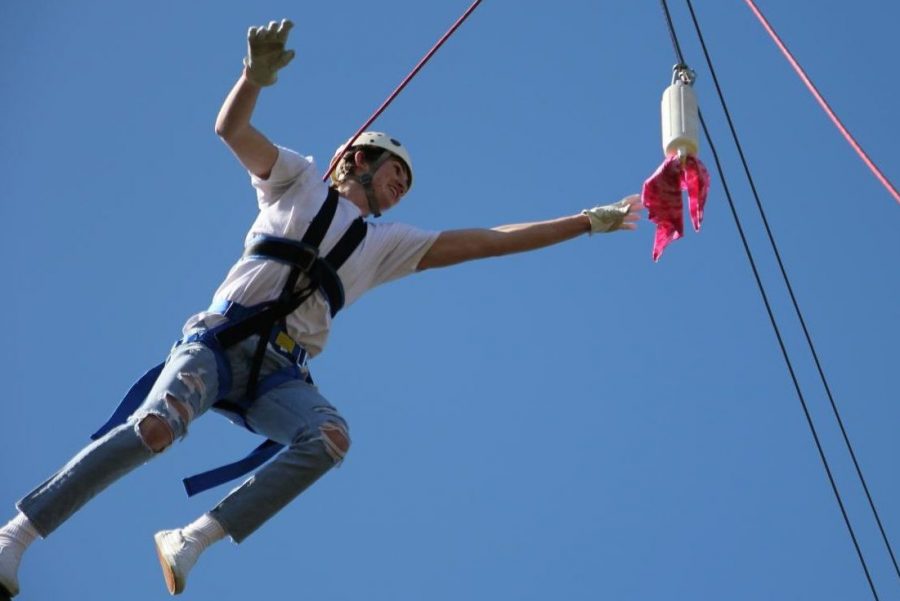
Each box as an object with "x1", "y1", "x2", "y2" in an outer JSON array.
[{"x1": 661, "y1": 81, "x2": 700, "y2": 157}]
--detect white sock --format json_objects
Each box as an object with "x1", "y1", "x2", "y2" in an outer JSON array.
[
  {"x1": 181, "y1": 514, "x2": 226, "y2": 551},
  {"x1": 0, "y1": 513, "x2": 40, "y2": 549}
]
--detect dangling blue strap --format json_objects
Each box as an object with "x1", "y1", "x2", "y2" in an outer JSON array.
[
  {"x1": 90, "y1": 318, "x2": 310, "y2": 497},
  {"x1": 182, "y1": 363, "x2": 307, "y2": 496},
  {"x1": 90, "y1": 362, "x2": 165, "y2": 440},
  {"x1": 90, "y1": 327, "x2": 233, "y2": 441},
  {"x1": 90, "y1": 317, "x2": 310, "y2": 497},
  {"x1": 182, "y1": 439, "x2": 284, "y2": 497}
]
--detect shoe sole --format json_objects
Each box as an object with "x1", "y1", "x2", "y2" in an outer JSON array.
[
  {"x1": 153, "y1": 532, "x2": 185, "y2": 595},
  {"x1": 0, "y1": 582, "x2": 12, "y2": 600}
]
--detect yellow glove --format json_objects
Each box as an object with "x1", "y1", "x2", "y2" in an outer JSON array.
[
  {"x1": 582, "y1": 194, "x2": 642, "y2": 234},
  {"x1": 244, "y1": 19, "x2": 296, "y2": 87}
]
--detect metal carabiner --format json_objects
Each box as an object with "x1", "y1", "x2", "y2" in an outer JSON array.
[{"x1": 671, "y1": 63, "x2": 697, "y2": 86}]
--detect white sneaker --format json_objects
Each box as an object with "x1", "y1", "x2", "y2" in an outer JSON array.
[
  {"x1": 0, "y1": 537, "x2": 23, "y2": 598},
  {"x1": 154, "y1": 529, "x2": 201, "y2": 595}
]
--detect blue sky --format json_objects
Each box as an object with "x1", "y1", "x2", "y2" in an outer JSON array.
[{"x1": 2, "y1": 1, "x2": 898, "y2": 599}]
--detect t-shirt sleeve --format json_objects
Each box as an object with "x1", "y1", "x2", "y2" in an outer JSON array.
[
  {"x1": 369, "y1": 222, "x2": 440, "y2": 287},
  {"x1": 250, "y1": 146, "x2": 317, "y2": 208}
]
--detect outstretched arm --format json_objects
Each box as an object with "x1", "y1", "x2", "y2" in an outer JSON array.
[
  {"x1": 215, "y1": 19, "x2": 295, "y2": 180},
  {"x1": 418, "y1": 194, "x2": 641, "y2": 270}
]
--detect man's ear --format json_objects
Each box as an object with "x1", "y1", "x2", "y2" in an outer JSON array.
[{"x1": 353, "y1": 150, "x2": 369, "y2": 170}]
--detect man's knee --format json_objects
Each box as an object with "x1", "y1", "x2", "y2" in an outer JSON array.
[
  {"x1": 320, "y1": 422, "x2": 351, "y2": 463},
  {"x1": 136, "y1": 394, "x2": 192, "y2": 453},
  {"x1": 137, "y1": 414, "x2": 173, "y2": 453}
]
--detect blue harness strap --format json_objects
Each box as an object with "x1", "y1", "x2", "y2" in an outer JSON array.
[
  {"x1": 90, "y1": 327, "x2": 234, "y2": 441},
  {"x1": 181, "y1": 357, "x2": 311, "y2": 497},
  {"x1": 91, "y1": 362, "x2": 165, "y2": 440},
  {"x1": 182, "y1": 439, "x2": 284, "y2": 497},
  {"x1": 93, "y1": 317, "x2": 307, "y2": 497},
  {"x1": 90, "y1": 326, "x2": 233, "y2": 438}
]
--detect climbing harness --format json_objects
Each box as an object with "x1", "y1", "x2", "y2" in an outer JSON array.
[{"x1": 92, "y1": 188, "x2": 367, "y2": 496}]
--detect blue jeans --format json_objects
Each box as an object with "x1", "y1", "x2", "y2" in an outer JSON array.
[{"x1": 18, "y1": 327, "x2": 350, "y2": 543}]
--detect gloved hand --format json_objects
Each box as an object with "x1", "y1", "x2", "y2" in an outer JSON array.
[
  {"x1": 244, "y1": 19, "x2": 296, "y2": 87},
  {"x1": 582, "y1": 194, "x2": 642, "y2": 234}
]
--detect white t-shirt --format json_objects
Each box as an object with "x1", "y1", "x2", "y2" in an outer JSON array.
[{"x1": 184, "y1": 146, "x2": 438, "y2": 357}]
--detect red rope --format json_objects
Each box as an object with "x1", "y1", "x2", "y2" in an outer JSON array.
[
  {"x1": 743, "y1": 0, "x2": 900, "y2": 205},
  {"x1": 323, "y1": 0, "x2": 484, "y2": 182}
]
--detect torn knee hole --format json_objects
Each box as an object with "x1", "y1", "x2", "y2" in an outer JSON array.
[
  {"x1": 320, "y1": 422, "x2": 351, "y2": 463},
  {"x1": 165, "y1": 393, "x2": 193, "y2": 425},
  {"x1": 176, "y1": 370, "x2": 208, "y2": 398},
  {"x1": 138, "y1": 414, "x2": 174, "y2": 453}
]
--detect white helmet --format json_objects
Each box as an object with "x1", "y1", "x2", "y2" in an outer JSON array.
[{"x1": 332, "y1": 131, "x2": 414, "y2": 190}]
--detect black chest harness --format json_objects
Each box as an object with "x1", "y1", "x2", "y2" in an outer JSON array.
[{"x1": 92, "y1": 188, "x2": 367, "y2": 496}]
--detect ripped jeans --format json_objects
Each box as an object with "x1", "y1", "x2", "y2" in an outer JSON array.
[{"x1": 17, "y1": 327, "x2": 350, "y2": 543}]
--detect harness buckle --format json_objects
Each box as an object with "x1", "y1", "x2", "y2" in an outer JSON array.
[
  {"x1": 293, "y1": 244, "x2": 318, "y2": 273},
  {"x1": 270, "y1": 327, "x2": 308, "y2": 367}
]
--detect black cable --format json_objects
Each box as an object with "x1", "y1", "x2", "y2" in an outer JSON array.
[
  {"x1": 684, "y1": 0, "x2": 900, "y2": 584},
  {"x1": 700, "y1": 110, "x2": 879, "y2": 601},
  {"x1": 656, "y1": 1, "x2": 880, "y2": 598},
  {"x1": 659, "y1": 0, "x2": 687, "y2": 66}
]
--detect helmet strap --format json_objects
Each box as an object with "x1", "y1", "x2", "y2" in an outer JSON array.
[
  {"x1": 357, "y1": 172, "x2": 381, "y2": 218},
  {"x1": 349, "y1": 151, "x2": 393, "y2": 219}
]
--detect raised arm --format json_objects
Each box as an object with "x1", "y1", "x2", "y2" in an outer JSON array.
[
  {"x1": 215, "y1": 74, "x2": 278, "y2": 179},
  {"x1": 418, "y1": 195, "x2": 641, "y2": 270},
  {"x1": 215, "y1": 19, "x2": 295, "y2": 180}
]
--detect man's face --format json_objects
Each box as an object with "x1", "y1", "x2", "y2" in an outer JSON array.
[{"x1": 370, "y1": 157, "x2": 410, "y2": 212}]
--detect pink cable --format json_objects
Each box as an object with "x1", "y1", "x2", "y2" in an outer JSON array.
[
  {"x1": 323, "y1": 0, "x2": 484, "y2": 182},
  {"x1": 744, "y1": 0, "x2": 900, "y2": 204}
]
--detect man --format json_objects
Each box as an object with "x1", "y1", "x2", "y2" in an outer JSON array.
[{"x1": 0, "y1": 19, "x2": 641, "y2": 597}]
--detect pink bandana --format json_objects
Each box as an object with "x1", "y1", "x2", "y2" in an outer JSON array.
[{"x1": 641, "y1": 154, "x2": 710, "y2": 261}]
